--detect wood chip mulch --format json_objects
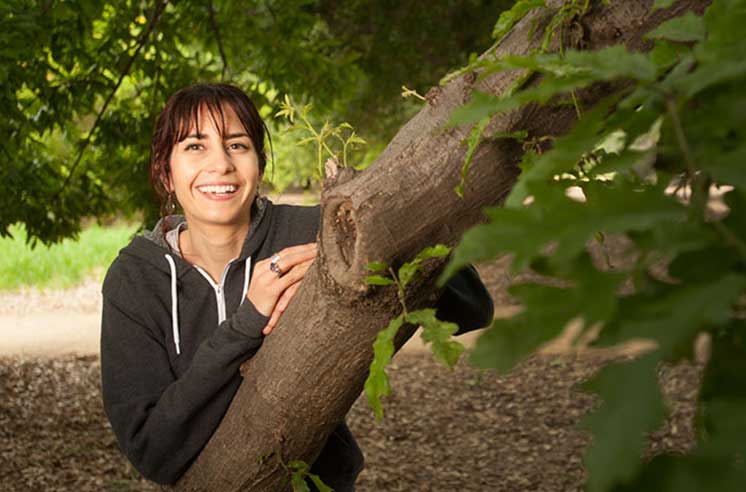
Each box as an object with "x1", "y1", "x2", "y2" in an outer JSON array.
[{"x1": 0, "y1": 351, "x2": 699, "y2": 492}]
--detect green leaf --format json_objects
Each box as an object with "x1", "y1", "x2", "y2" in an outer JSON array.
[
  {"x1": 307, "y1": 473, "x2": 334, "y2": 492},
  {"x1": 366, "y1": 275, "x2": 394, "y2": 286},
  {"x1": 397, "y1": 262, "x2": 419, "y2": 289},
  {"x1": 489, "y1": 129, "x2": 529, "y2": 141},
  {"x1": 722, "y1": 190, "x2": 746, "y2": 245},
  {"x1": 612, "y1": 453, "x2": 746, "y2": 492},
  {"x1": 287, "y1": 460, "x2": 311, "y2": 492},
  {"x1": 647, "y1": 12, "x2": 706, "y2": 42},
  {"x1": 412, "y1": 244, "x2": 450, "y2": 262},
  {"x1": 698, "y1": 321, "x2": 746, "y2": 457},
  {"x1": 450, "y1": 91, "x2": 501, "y2": 127},
  {"x1": 470, "y1": 254, "x2": 622, "y2": 373},
  {"x1": 456, "y1": 117, "x2": 489, "y2": 198},
  {"x1": 596, "y1": 274, "x2": 746, "y2": 359},
  {"x1": 596, "y1": 323, "x2": 746, "y2": 491},
  {"x1": 398, "y1": 244, "x2": 450, "y2": 289},
  {"x1": 674, "y1": 59, "x2": 746, "y2": 97},
  {"x1": 649, "y1": 40, "x2": 690, "y2": 71},
  {"x1": 366, "y1": 261, "x2": 388, "y2": 272},
  {"x1": 581, "y1": 354, "x2": 666, "y2": 492},
  {"x1": 364, "y1": 315, "x2": 404, "y2": 420},
  {"x1": 287, "y1": 460, "x2": 309, "y2": 472},
  {"x1": 492, "y1": 0, "x2": 545, "y2": 40},
  {"x1": 631, "y1": 221, "x2": 718, "y2": 265},
  {"x1": 406, "y1": 309, "x2": 464, "y2": 368}
]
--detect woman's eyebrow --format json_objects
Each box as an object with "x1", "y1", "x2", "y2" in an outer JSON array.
[
  {"x1": 184, "y1": 133, "x2": 206, "y2": 140},
  {"x1": 224, "y1": 132, "x2": 250, "y2": 139}
]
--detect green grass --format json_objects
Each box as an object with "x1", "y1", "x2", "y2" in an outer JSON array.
[{"x1": 0, "y1": 223, "x2": 137, "y2": 291}]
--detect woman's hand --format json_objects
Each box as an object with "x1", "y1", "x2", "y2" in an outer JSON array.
[{"x1": 246, "y1": 243, "x2": 317, "y2": 335}]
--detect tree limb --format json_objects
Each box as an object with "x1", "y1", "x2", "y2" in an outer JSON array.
[
  {"x1": 174, "y1": 1, "x2": 711, "y2": 491},
  {"x1": 208, "y1": 1, "x2": 229, "y2": 81}
]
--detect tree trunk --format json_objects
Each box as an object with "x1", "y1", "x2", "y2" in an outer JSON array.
[{"x1": 174, "y1": 1, "x2": 708, "y2": 490}]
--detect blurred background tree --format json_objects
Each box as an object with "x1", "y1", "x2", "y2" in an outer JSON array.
[{"x1": 2, "y1": 0, "x2": 512, "y2": 244}]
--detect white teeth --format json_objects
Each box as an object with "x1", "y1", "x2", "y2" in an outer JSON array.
[{"x1": 198, "y1": 184, "x2": 237, "y2": 194}]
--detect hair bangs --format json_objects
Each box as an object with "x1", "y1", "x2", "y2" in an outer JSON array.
[{"x1": 171, "y1": 94, "x2": 231, "y2": 145}]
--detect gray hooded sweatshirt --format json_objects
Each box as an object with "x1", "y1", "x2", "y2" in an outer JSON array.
[{"x1": 100, "y1": 197, "x2": 493, "y2": 489}]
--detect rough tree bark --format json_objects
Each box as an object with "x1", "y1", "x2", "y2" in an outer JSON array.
[{"x1": 174, "y1": 1, "x2": 709, "y2": 490}]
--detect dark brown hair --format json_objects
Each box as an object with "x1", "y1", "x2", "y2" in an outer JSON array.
[{"x1": 149, "y1": 83, "x2": 270, "y2": 219}]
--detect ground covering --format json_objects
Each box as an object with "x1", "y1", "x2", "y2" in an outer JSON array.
[
  {"x1": 0, "y1": 351, "x2": 699, "y2": 492},
  {"x1": 0, "y1": 252, "x2": 702, "y2": 491}
]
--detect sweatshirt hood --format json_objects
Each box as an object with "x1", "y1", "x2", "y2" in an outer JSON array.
[{"x1": 122, "y1": 195, "x2": 272, "y2": 277}]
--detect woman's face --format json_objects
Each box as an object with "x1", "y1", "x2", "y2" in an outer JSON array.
[{"x1": 168, "y1": 104, "x2": 260, "y2": 231}]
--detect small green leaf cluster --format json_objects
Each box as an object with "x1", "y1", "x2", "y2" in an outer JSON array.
[
  {"x1": 363, "y1": 245, "x2": 463, "y2": 420},
  {"x1": 284, "y1": 459, "x2": 332, "y2": 492},
  {"x1": 442, "y1": 0, "x2": 746, "y2": 490},
  {"x1": 275, "y1": 95, "x2": 368, "y2": 181}
]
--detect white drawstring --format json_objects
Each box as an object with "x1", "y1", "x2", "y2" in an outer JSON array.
[
  {"x1": 240, "y1": 257, "x2": 252, "y2": 305},
  {"x1": 164, "y1": 254, "x2": 181, "y2": 355}
]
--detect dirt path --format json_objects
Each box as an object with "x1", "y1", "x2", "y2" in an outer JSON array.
[
  {"x1": 0, "y1": 259, "x2": 645, "y2": 358},
  {"x1": 0, "y1": 277, "x2": 489, "y2": 357},
  {"x1": 0, "y1": 279, "x2": 102, "y2": 357}
]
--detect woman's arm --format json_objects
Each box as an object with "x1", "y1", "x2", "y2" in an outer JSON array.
[
  {"x1": 435, "y1": 265, "x2": 495, "y2": 335},
  {"x1": 100, "y1": 288, "x2": 269, "y2": 484}
]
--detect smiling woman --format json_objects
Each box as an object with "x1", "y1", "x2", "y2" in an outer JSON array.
[
  {"x1": 170, "y1": 113, "x2": 259, "y2": 229},
  {"x1": 99, "y1": 83, "x2": 494, "y2": 491},
  {"x1": 167, "y1": 105, "x2": 261, "y2": 282}
]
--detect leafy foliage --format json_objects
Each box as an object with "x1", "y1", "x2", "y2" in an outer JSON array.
[
  {"x1": 275, "y1": 95, "x2": 368, "y2": 179},
  {"x1": 284, "y1": 459, "x2": 332, "y2": 492},
  {"x1": 363, "y1": 245, "x2": 464, "y2": 419},
  {"x1": 3, "y1": 0, "x2": 507, "y2": 244},
  {"x1": 440, "y1": 0, "x2": 746, "y2": 490},
  {"x1": 492, "y1": 0, "x2": 546, "y2": 41},
  {"x1": 364, "y1": 314, "x2": 403, "y2": 420},
  {"x1": 405, "y1": 308, "x2": 464, "y2": 368}
]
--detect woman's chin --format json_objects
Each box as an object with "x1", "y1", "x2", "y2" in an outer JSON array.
[{"x1": 183, "y1": 207, "x2": 251, "y2": 229}]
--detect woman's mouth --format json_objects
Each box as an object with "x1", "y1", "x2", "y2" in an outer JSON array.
[{"x1": 196, "y1": 184, "x2": 239, "y2": 199}]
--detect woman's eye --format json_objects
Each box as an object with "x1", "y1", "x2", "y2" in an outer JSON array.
[
  {"x1": 227, "y1": 143, "x2": 249, "y2": 151},
  {"x1": 185, "y1": 143, "x2": 203, "y2": 151}
]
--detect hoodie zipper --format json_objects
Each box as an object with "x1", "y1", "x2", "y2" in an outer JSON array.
[{"x1": 194, "y1": 260, "x2": 236, "y2": 324}]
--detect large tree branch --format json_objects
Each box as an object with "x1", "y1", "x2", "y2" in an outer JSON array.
[{"x1": 174, "y1": 1, "x2": 709, "y2": 490}]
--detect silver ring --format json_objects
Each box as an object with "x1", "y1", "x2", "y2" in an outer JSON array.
[{"x1": 269, "y1": 254, "x2": 283, "y2": 276}]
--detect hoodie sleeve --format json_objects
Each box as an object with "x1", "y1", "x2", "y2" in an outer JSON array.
[
  {"x1": 435, "y1": 265, "x2": 494, "y2": 335},
  {"x1": 100, "y1": 273, "x2": 270, "y2": 485}
]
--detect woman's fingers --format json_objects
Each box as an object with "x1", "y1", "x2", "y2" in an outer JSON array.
[
  {"x1": 275, "y1": 258, "x2": 313, "y2": 291},
  {"x1": 258, "y1": 243, "x2": 317, "y2": 276},
  {"x1": 248, "y1": 244, "x2": 317, "y2": 321},
  {"x1": 262, "y1": 281, "x2": 302, "y2": 335},
  {"x1": 262, "y1": 311, "x2": 280, "y2": 335},
  {"x1": 276, "y1": 281, "x2": 301, "y2": 312}
]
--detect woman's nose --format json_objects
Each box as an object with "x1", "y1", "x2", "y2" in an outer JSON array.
[{"x1": 207, "y1": 147, "x2": 234, "y2": 173}]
